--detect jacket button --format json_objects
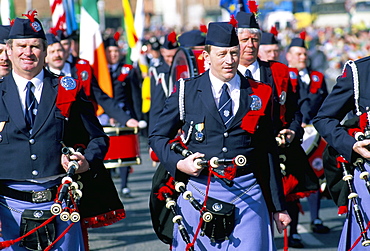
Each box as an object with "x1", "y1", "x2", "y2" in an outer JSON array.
[
  {"x1": 32, "y1": 170, "x2": 38, "y2": 176},
  {"x1": 31, "y1": 154, "x2": 37, "y2": 160},
  {"x1": 29, "y1": 139, "x2": 35, "y2": 144},
  {"x1": 222, "y1": 147, "x2": 228, "y2": 152},
  {"x1": 224, "y1": 132, "x2": 229, "y2": 137},
  {"x1": 0, "y1": 135, "x2": 2, "y2": 142}
]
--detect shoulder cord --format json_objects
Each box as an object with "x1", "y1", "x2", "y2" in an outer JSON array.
[
  {"x1": 343, "y1": 60, "x2": 361, "y2": 116},
  {"x1": 149, "y1": 66, "x2": 171, "y2": 97},
  {"x1": 158, "y1": 73, "x2": 169, "y2": 97},
  {"x1": 179, "y1": 78, "x2": 185, "y2": 121},
  {"x1": 178, "y1": 78, "x2": 193, "y2": 144}
]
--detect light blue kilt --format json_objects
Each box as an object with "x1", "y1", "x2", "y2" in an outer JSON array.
[
  {"x1": 172, "y1": 173, "x2": 276, "y2": 251},
  {"x1": 338, "y1": 162, "x2": 370, "y2": 251},
  {"x1": 0, "y1": 181, "x2": 85, "y2": 251}
]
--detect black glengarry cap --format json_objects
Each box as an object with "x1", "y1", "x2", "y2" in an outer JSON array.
[{"x1": 205, "y1": 22, "x2": 239, "y2": 47}]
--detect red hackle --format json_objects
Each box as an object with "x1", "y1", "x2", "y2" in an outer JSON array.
[
  {"x1": 228, "y1": 15, "x2": 238, "y2": 28},
  {"x1": 113, "y1": 32, "x2": 121, "y2": 42},
  {"x1": 9, "y1": 19, "x2": 14, "y2": 26},
  {"x1": 167, "y1": 31, "x2": 177, "y2": 44},
  {"x1": 247, "y1": 0, "x2": 259, "y2": 15},
  {"x1": 270, "y1": 26, "x2": 278, "y2": 37},
  {"x1": 49, "y1": 27, "x2": 58, "y2": 36},
  {"x1": 299, "y1": 31, "x2": 306, "y2": 40},
  {"x1": 199, "y1": 24, "x2": 207, "y2": 34},
  {"x1": 22, "y1": 10, "x2": 38, "y2": 23}
]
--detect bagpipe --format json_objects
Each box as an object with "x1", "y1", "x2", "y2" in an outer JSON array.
[
  {"x1": 337, "y1": 155, "x2": 370, "y2": 247},
  {"x1": 0, "y1": 142, "x2": 84, "y2": 251},
  {"x1": 50, "y1": 142, "x2": 84, "y2": 222},
  {"x1": 324, "y1": 115, "x2": 370, "y2": 250},
  {"x1": 150, "y1": 139, "x2": 246, "y2": 250}
]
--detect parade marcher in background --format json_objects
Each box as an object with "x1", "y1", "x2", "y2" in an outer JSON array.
[
  {"x1": 258, "y1": 31, "x2": 280, "y2": 61},
  {"x1": 177, "y1": 29, "x2": 207, "y2": 49},
  {"x1": 0, "y1": 25, "x2": 11, "y2": 79},
  {"x1": 45, "y1": 32, "x2": 140, "y2": 199},
  {"x1": 236, "y1": 11, "x2": 319, "y2": 248},
  {"x1": 148, "y1": 32, "x2": 179, "y2": 135},
  {"x1": 104, "y1": 36, "x2": 144, "y2": 198},
  {"x1": 45, "y1": 32, "x2": 137, "y2": 128},
  {"x1": 146, "y1": 36, "x2": 162, "y2": 67},
  {"x1": 0, "y1": 13, "x2": 124, "y2": 250},
  {"x1": 53, "y1": 29, "x2": 78, "y2": 65},
  {"x1": 313, "y1": 56, "x2": 370, "y2": 250},
  {"x1": 149, "y1": 21, "x2": 290, "y2": 251},
  {"x1": 286, "y1": 36, "x2": 330, "y2": 236}
]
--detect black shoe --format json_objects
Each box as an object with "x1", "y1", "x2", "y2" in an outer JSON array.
[
  {"x1": 288, "y1": 234, "x2": 304, "y2": 248},
  {"x1": 311, "y1": 218, "x2": 330, "y2": 233}
]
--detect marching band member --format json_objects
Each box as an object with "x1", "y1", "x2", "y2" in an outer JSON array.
[
  {"x1": 286, "y1": 36, "x2": 330, "y2": 237},
  {"x1": 148, "y1": 32, "x2": 179, "y2": 135},
  {"x1": 104, "y1": 36, "x2": 143, "y2": 198},
  {"x1": 314, "y1": 56, "x2": 370, "y2": 250},
  {"x1": 149, "y1": 21, "x2": 290, "y2": 251},
  {"x1": 0, "y1": 13, "x2": 123, "y2": 250},
  {"x1": 235, "y1": 11, "x2": 319, "y2": 248}
]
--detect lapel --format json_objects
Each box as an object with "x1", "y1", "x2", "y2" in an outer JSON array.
[
  {"x1": 258, "y1": 59, "x2": 273, "y2": 85},
  {"x1": 31, "y1": 71, "x2": 59, "y2": 136},
  {"x1": 197, "y1": 71, "x2": 224, "y2": 126},
  {"x1": 197, "y1": 71, "x2": 253, "y2": 129},
  {"x1": 3, "y1": 74, "x2": 28, "y2": 135},
  {"x1": 229, "y1": 71, "x2": 253, "y2": 129}
]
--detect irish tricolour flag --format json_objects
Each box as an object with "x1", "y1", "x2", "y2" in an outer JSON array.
[{"x1": 79, "y1": 0, "x2": 112, "y2": 115}]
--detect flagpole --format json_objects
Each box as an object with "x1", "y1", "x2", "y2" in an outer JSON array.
[
  {"x1": 98, "y1": 0, "x2": 105, "y2": 32},
  {"x1": 26, "y1": 0, "x2": 32, "y2": 11}
]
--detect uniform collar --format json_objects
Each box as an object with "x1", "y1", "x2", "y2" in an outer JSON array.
[
  {"x1": 13, "y1": 69, "x2": 44, "y2": 92},
  {"x1": 209, "y1": 70, "x2": 240, "y2": 94},
  {"x1": 238, "y1": 60, "x2": 260, "y2": 79}
]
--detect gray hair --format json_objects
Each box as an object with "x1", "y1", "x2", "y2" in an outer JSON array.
[{"x1": 236, "y1": 28, "x2": 262, "y2": 38}]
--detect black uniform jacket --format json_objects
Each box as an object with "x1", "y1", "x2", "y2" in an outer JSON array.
[
  {"x1": 313, "y1": 57, "x2": 370, "y2": 163},
  {"x1": 148, "y1": 57, "x2": 170, "y2": 134},
  {"x1": 149, "y1": 70, "x2": 286, "y2": 212},
  {"x1": 258, "y1": 59, "x2": 303, "y2": 139},
  {"x1": 0, "y1": 70, "x2": 124, "y2": 221},
  {"x1": 68, "y1": 60, "x2": 133, "y2": 126},
  {"x1": 0, "y1": 70, "x2": 108, "y2": 179}
]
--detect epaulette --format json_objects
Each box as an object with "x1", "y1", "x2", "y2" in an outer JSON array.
[{"x1": 342, "y1": 60, "x2": 361, "y2": 116}]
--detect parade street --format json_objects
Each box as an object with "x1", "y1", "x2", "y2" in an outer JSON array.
[{"x1": 88, "y1": 136, "x2": 344, "y2": 251}]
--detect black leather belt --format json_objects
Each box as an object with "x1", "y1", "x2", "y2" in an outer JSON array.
[
  {"x1": 201, "y1": 167, "x2": 254, "y2": 178},
  {"x1": 0, "y1": 184, "x2": 58, "y2": 203}
]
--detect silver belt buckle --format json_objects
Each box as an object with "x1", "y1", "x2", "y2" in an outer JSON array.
[{"x1": 32, "y1": 190, "x2": 52, "y2": 203}]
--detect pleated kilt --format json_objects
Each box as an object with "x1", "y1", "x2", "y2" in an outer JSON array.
[
  {"x1": 0, "y1": 181, "x2": 85, "y2": 251},
  {"x1": 172, "y1": 172, "x2": 276, "y2": 251},
  {"x1": 339, "y1": 162, "x2": 370, "y2": 251}
]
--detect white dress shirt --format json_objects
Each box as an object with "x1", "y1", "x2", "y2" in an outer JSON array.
[
  {"x1": 13, "y1": 69, "x2": 44, "y2": 116},
  {"x1": 209, "y1": 71, "x2": 240, "y2": 115}
]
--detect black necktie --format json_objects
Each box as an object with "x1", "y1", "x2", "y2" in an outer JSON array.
[
  {"x1": 245, "y1": 69, "x2": 253, "y2": 78},
  {"x1": 218, "y1": 83, "x2": 233, "y2": 126},
  {"x1": 25, "y1": 81, "x2": 38, "y2": 130}
]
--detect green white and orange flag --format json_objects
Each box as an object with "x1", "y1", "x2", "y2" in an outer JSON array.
[
  {"x1": 0, "y1": 0, "x2": 15, "y2": 25},
  {"x1": 79, "y1": 0, "x2": 112, "y2": 115}
]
